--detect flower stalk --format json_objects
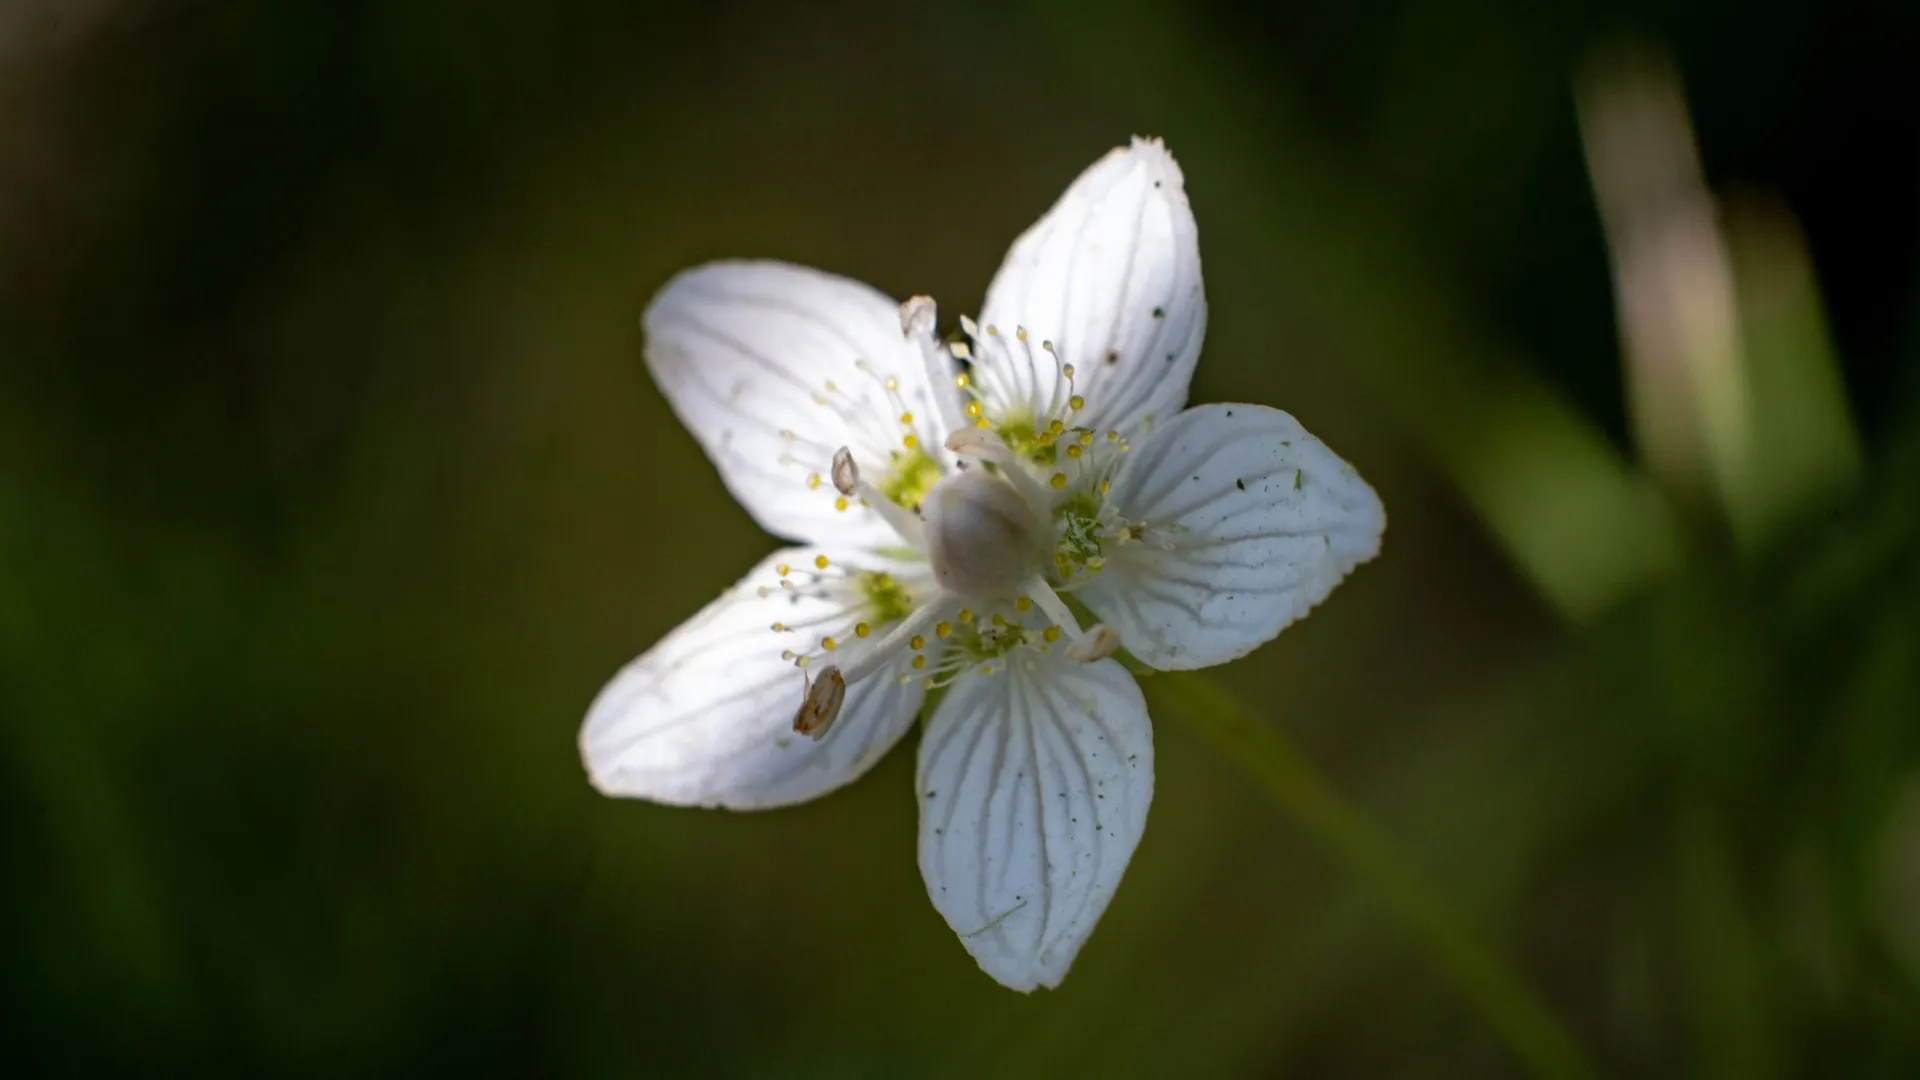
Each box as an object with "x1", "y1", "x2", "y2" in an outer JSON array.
[{"x1": 1155, "y1": 671, "x2": 1599, "y2": 1080}]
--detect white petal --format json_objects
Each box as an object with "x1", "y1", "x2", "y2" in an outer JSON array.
[
  {"x1": 582, "y1": 548, "x2": 928, "y2": 809},
  {"x1": 644, "y1": 261, "x2": 955, "y2": 547},
  {"x1": 1079, "y1": 404, "x2": 1384, "y2": 670},
  {"x1": 974, "y1": 137, "x2": 1206, "y2": 435},
  {"x1": 916, "y1": 654, "x2": 1153, "y2": 991}
]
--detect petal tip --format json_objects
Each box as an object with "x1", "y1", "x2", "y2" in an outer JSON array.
[
  {"x1": 1123, "y1": 134, "x2": 1185, "y2": 191},
  {"x1": 982, "y1": 966, "x2": 1052, "y2": 994},
  {"x1": 1074, "y1": 136, "x2": 1186, "y2": 202}
]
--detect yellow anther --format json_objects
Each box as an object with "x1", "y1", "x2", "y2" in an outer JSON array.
[
  {"x1": 903, "y1": 434, "x2": 919, "y2": 450},
  {"x1": 954, "y1": 373, "x2": 971, "y2": 389},
  {"x1": 1079, "y1": 431, "x2": 1094, "y2": 446},
  {"x1": 912, "y1": 654, "x2": 927, "y2": 670},
  {"x1": 771, "y1": 622, "x2": 785, "y2": 632},
  {"x1": 1100, "y1": 479, "x2": 1112, "y2": 495},
  {"x1": 779, "y1": 429, "x2": 796, "y2": 441},
  {"x1": 855, "y1": 623, "x2": 871, "y2": 638},
  {"x1": 815, "y1": 555, "x2": 830, "y2": 570},
  {"x1": 1069, "y1": 394, "x2": 1085, "y2": 411},
  {"x1": 884, "y1": 377, "x2": 900, "y2": 391},
  {"x1": 1050, "y1": 473, "x2": 1067, "y2": 489},
  {"x1": 835, "y1": 496, "x2": 850, "y2": 511},
  {"x1": 981, "y1": 664, "x2": 995, "y2": 675},
  {"x1": 825, "y1": 380, "x2": 838, "y2": 392},
  {"x1": 910, "y1": 634, "x2": 926, "y2": 651},
  {"x1": 975, "y1": 417, "x2": 990, "y2": 428},
  {"x1": 822, "y1": 636, "x2": 838, "y2": 651},
  {"x1": 958, "y1": 608, "x2": 974, "y2": 623},
  {"x1": 965, "y1": 401, "x2": 984, "y2": 418},
  {"x1": 1043, "y1": 626, "x2": 1062, "y2": 643},
  {"x1": 1062, "y1": 364, "x2": 1076, "y2": 379},
  {"x1": 1048, "y1": 419, "x2": 1065, "y2": 435},
  {"x1": 1015, "y1": 327, "x2": 1028, "y2": 341},
  {"x1": 807, "y1": 473, "x2": 822, "y2": 489},
  {"x1": 1107, "y1": 430, "x2": 1120, "y2": 442},
  {"x1": 1066, "y1": 445, "x2": 1083, "y2": 460},
  {"x1": 1015, "y1": 596, "x2": 1032, "y2": 612},
  {"x1": 777, "y1": 563, "x2": 791, "y2": 577},
  {"x1": 991, "y1": 613, "x2": 1007, "y2": 627},
  {"x1": 899, "y1": 411, "x2": 914, "y2": 425},
  {"x1": 935, "y1": 621, "x2": 953, "y2": 638}
]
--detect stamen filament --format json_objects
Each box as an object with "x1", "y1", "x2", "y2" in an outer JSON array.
[
  {"x1": 1020, "y1": 576, "x2": 1084, "y2": 638},
  {"x1": 857, "y1": 480, "x2": 926, "y2": 547},
  {"x1": 831, "y1": 446, "x2": 926, "y2": 547},
  {"x1": 944, "y1": 428, "x2": 1055, "y2": 510},
  {"x1": 840, "y1": 602, "x2": 945, "y2": 685},
  {"x1": 899, "y1": 296, "x2": 969, "y2": 442}
]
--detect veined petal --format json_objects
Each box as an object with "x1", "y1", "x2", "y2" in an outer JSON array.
[
  {"x1": 645, "y1": 261, "x2": 955, "y2": 547},
  {"x1": 1079, "y1": 404, "x2": 1384, "y2": 670},
  {"x1": 582, "y1": 548, "x2": 930, "y2": 809},
  {"x1": 974, "y1": 137, "x2": 1205, "y2": 435},
  {"x1": 916, "y1": 654, "x2": 1153, "y2": 991}
]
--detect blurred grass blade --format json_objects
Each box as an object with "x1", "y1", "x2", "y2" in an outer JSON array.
[
  {"x1": 1722, "y1": 194, "x2": 1865, "y2": 542},
  {"x1": 1578, "y1": 48, "x2": 1753, "y2": 535},
  {"x1": 1579, "y1": 47, "x2": 1862, "y2": 552},
  {"x1": 1442, "y1": 374, "x2": 1682, "y2": 621}
]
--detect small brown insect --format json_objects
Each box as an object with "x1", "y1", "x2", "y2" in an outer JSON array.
[
  {"x1": 792, "y1": 666, "x2": 847, "y2": 741},
  {"x1": 830, "y1": 447, "x2": 859, "y2": 497}
]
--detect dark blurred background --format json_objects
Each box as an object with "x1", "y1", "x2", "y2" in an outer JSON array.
[{"x1": 3, "y1": 0, "x2": 1917, "y2": 1075}]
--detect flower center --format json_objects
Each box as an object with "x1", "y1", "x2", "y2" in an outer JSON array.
[
  {"x1": 782, "y1": 310, "x2": 1163, "y2": 742},
  {"x1": 921, "y1": 469, "x2": 1043, "y2": 601}
]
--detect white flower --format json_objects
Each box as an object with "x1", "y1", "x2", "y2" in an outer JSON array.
[{"x1": 580, "y1": 137, "x2": 1385, "y2": 991}]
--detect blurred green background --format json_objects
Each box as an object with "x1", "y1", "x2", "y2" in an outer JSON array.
[{"x1": 3, "y1": 0, "x2": 1917, "y2": 1075}]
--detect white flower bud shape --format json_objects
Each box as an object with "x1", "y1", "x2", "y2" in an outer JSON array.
[{"x1": 922, "y1": 469, "x2": 1043, "y2": 601}]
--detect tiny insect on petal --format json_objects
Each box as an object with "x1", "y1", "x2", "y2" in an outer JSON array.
[
  {"x1": 831, "y1": 447, "x2": 859, "y2": 496},
  {"x1": 792, "y1": 666, "x2": 847, "y2": 741}
]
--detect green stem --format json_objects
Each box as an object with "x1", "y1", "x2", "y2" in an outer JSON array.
[{"x1": 1155, "y1": 671, "x2": 1599, "y2": 1080}]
